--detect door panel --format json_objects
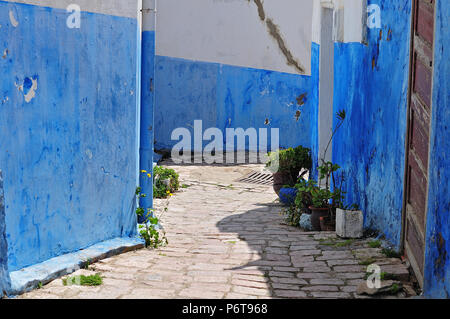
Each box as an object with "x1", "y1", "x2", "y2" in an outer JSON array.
[
  {"x1": 404, "y1": 0, "x2": 435, "y2": 287},
  {"x1": 413, "y1": 55, "x2": 433, "y2": 107},
  {"x1": 410, "y1": 99, "x2": 430, "y2": 168},
  {"x1": 416, "y1": 0, "x2": 435, "y2": 44}
]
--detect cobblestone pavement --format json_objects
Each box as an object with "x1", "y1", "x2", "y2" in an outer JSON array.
[{"x1": 19, "y1": 162, "x2": 416, "y2": 299}]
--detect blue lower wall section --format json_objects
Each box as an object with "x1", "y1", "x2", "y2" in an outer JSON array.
[
  {"x1": 0, "y1": 2, "x2": 139, "y2": 271},
  {"x1": 139, "y1": 31, "x2": 155, "y2": 212},
  {"x1": 332, "y1": 0, "x2": 412, "y2": 249},
  {"x1": 154, "y1": 43, "x2": 320, "y2": 154},
  {"x1": 0, "y1": 170, "x2": 11, "y2": 296},
  {"x1": 424, "y1": 0, "x2": 450, "y2": 299}
]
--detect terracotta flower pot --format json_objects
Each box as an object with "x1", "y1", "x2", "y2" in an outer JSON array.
[
  {"x1": 309, "y1": 206, "x2": 330, "y2": 231},
  {"x1": 272, "y1": 172, "x2": 294, "y2": 196}
]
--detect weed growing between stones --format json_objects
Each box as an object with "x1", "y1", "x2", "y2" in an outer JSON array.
[
  {"x1": 368, "y1": 240, "x2": 382, "y2": 248},
  {"x1": 62, "y1": 274, "x2": 103, "y2": 287},
  {"x1": 280, "y1": 205, "x2": 302, "y2": 227},
  {"x1": 381, "y1": 248, "x2": 402, "y2": 258},
  {"x1": 359, "y1": 257, "x2": 378, "y2": 266},
  {"x1": 136, "y1": 186, "x2": 169, "y2": 249}
]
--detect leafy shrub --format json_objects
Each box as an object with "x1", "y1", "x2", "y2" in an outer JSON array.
[
  {"x1": 266, "y1": 146, "x2": 312, "y2": 174},
  {"x1": 153, "y1": 166, "x2": 180, "y2": 199}
]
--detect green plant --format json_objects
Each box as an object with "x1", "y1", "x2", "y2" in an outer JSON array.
[
  {"x1": 293, "y1": 179, "x2": 313, "y2": 211},
  {"x1": 335, "y1": 239, "x2": 355, "y2": 247},
  {"x1": 138, "y1": 214, "x2": 168, "y2": 249},
  {"x1": 313, "y1": 110, "x2": 354, "y2": 214},
  {"x1": 63, "y1": 274, "x2": 103, "y2": 287},
  {"x1": 390, "y1": 283, "x2": 402, "y2": 294},
  {"x1": 311, "y1": 187, "x2": 333, "y2": 209},
  {"x1": 381, "y1": 248, "x2": 402, "y2": 258},
  {"x1": 281, "y1": 205, "x2": 303, "y2": 227},
  {"x1": 135, "y1": 187, "x2": 169, "y2": 249},
  {"x1": 153, "y1": 166, "x2": 180, "y2": 199},
  {"x1": 368, "y1": 240, "x2": 382, "y2": 248},
  {"x1": 319, "y1": 237, "x2": 354, "y2": 248},
  {"x1": 359, "y1": 257, "x2": 377, "y2": 266},
  {"x1": 266, "y1": 146, "x2": 312, "y2": 188},
  {"x1": 83, "y1": 258, "x2": 92, "y2": 270}
]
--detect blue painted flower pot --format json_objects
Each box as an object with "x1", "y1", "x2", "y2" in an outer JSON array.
[{"x1": 279, "y1": 188, "x2": 298, "y2": 206}]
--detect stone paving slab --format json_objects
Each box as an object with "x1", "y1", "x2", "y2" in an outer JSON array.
[{"x1": 17, "y1": 162, "x2": 416, "y2": 299}]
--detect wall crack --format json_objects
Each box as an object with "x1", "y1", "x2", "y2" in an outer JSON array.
[{"x1": 249, "y1": 0, "x2": 306, "y2": 74}]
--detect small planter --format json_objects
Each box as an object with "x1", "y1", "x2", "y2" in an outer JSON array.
[
  {"x1": 279, "y1": 188, "x2": 298, "y2": 206},
  {"x1": 309, "y1": 206, "x2": 329, "y2": 231},
  {"x1": 272, "y1": 172, "x2": 294, "y2": 196},
  {"x1": 336, "y1": 208, "x2": 364, "y2": 238},
  {"x1": 320, "y1": 216, "x2": 336, "y2": 232}
]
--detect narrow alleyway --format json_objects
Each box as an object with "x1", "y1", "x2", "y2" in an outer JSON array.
[{"x1": 19, "y1": 161, "x2": 415, "y2": 299}]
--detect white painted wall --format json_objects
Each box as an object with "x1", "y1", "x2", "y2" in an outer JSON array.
[
  {"x1": 156, "y1": 0, "x2": 314, "y2": 75},
  {"x1": 142, "y1": 0, "x2": 156, "y2": 31},
  {"x1": 313, "y1": 0, "x2": 366, "y2": 44}
]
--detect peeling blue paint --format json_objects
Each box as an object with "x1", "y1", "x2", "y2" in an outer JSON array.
[
  {"x1": 424, "y1": 0, "x2": 450, "y2": 299},
  {"x1": 154, "y1": 43, "x2": 320, "y2": 156},
  {"x1": 0, "y1": 2, "x2": 139, "y2": 271},
  {"x1": 332, "y1": 0, "x2": 412, "y2": 249}
]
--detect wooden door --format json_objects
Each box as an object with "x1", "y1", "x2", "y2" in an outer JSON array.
[{"x1": 403, "y1": 0, "x2": 435, "y2": 287}]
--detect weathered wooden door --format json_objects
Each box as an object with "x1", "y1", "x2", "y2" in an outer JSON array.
[{"x1": 403, "y1": 0, "x2": 435, "y2": 287}]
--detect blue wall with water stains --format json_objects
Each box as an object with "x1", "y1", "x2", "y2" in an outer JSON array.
[
  {"x1": 424, "y1": 0, "x2": 450, "y2": 299},
  {"x1": 0, "y1": 2, "x2": 139, "y2": 271},
  {"x1": 332, "y1": 0, "x2": 412, "y2": 249},
  {"x1": 332, "y1": 0, "x2": 450, "y2": 298},
  {"x1": 154, "y1": 43, "x2": 320, "y2": 156}
]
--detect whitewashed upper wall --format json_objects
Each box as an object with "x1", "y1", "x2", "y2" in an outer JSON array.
[
  {"x1": 156, "y1": 0, "x2": 314, "y2": 75},
  {"x1": 4, "y1": 0, "x2": 141, "y2": 18}
]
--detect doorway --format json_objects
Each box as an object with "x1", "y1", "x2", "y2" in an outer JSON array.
[{"x1": 403, "y1": 0, "x2": 436, "y2": 287}]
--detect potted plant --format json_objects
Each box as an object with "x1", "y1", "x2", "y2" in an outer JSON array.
[
  {"x1": 266, "y1": 146, "x2": 312, "y2": 196},
  {"x1": 312, "y1": 110, "x2": 347, "y2": 232},
  {"x1": 336, "y1": 204, "x2": 364, "y2": 238},
  {"x1": 294, "y1": 178, "x2": 314, "y2": 215},
  {"x1": 309, "y1": 185, "x2": 333, "y2": 231}
]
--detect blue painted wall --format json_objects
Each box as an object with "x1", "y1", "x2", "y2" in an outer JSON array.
[
  {"x1": 332, "y1": 0, "x2": 412, "y2": 249},
  {"x1": 139, "y1": 30, "x2": 155, "y2": 214},
  {"x1": 0, "y1": 170, "x2": 11, "y2": 296},
  {"x1": 424, "y1": 0, "x2": 450, "y2": 299},
  {"x1": 154, "y1": 43, "x2": 320, "y2": 154},
  {"x1": 0, "y1": 2, "x2": 139, "y2": 271}
]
